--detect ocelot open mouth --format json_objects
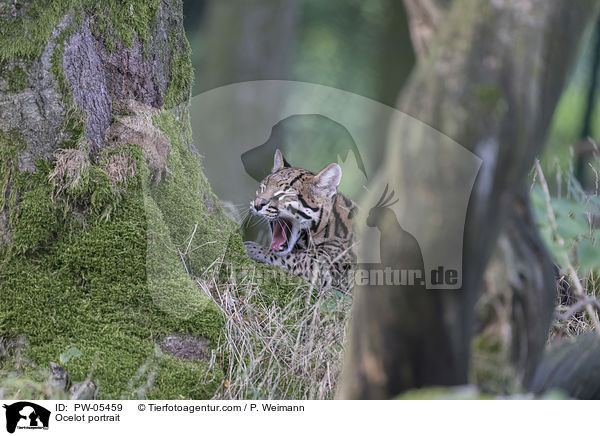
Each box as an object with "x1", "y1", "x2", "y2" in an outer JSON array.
[{"x1": 269, "y1": 219, "x2": 294, "y2": 252}]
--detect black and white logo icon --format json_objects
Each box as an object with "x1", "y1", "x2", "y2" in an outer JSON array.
[{"x1": 3, "y1": 402, "x2": 50, "y2": 434}]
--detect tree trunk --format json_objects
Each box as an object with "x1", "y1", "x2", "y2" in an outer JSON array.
[
  {"x1": 340, "y1": 0, "x2": 598, "y2": 399},
  {"x1": 401, "y1": 0, "x2": 562, "y2": 391},
  {"x1": 0, "y1": 0, "x2": 235, "y2": 399}
]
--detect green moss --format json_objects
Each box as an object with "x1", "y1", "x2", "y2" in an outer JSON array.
[
  {"x1": 89, "y1": 0, "x2": 160, "y2": 49},
  {"x1": 86, "y1": 167, "x2": 121, "y2": 220},
  {"x1": 0, "y1": 0, "x2": 162, "y2": 62},
  {"x1": 164, "y1": 53, "x2": 194, "y2": 109},
  {"x1": 0, "y1": 130, "x2": 25, "y2": 207},
  {"x1": 5, "y1": 65, "x2": 28, "y2": 93},
  {"x1": 59, "y1": 109, "x2": 87, "y2": 149},
  {"x1": 0, "y1": 374, "x2": 69, "y2": 400},
  {"x1": 163, "y1": 28, "x2": 194, "y2": 109},
  {"x1": 144, "y1": 192, "x2": 215, "y2": 319},
  {"x1": 48, "y1": 148, "x2": 121, "y2": 223},
  {"x1": 151, "y1": 110, "x2": 232, "y2": 274},
  {"x1": 1, "y1": 132, "x2": 227, "y2": 399},
  {"x1": 0, "y1": 129, "x2": 27, "y2": 232},
  {"x1": 470, "y1": 332, "x2": 519, "y2": 395},
  {"x1": 11, "y1": 184, "x2": 57, "y2": 255},
  {"x1": 88, "y1": 12, "x2": 115, "y2": 54},
  {"x1": 1, "y1": 189, "x2": 224, "y2": 398},
  {"x1": 0, "y1": 0, "x2": 76, "y2": 63},
  {"x1": 149, "y1": 354, "x2": 222, "y2": 400}
]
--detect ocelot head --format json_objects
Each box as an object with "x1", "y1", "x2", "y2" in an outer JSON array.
[{"x1": 251, "y1": 149, "x2": 342, "y2": 255}]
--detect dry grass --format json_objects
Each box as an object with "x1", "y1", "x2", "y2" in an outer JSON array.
[
  {"x1": 103, "y1": 100, "x2": 170, "y2": 183},
  {"x1": 103, "y1": 149, "x2": 137, "y2": 188},
  {"x1": 48, "y1": 142, "x2": 90, "y2": 200},
  {"x1": 552, "y1": 273, "x2": 600, "y2": 338},
  {"x1": 196, "y1": 267, "x2": 351, "y2": 400}
]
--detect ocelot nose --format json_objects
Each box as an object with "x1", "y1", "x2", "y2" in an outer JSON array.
[{"x1": 254, "y1": 198, "x2": 268, "y2": 211}]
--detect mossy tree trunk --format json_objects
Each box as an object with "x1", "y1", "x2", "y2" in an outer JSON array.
[
  {"x1": 340, "y1": 0, "x2": 599, "y2": 399},
  {"x1": 0, "y1": 0, "x2": 236, "y2": 399}
]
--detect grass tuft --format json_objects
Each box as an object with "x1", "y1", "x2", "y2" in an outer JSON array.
[{"x1": 198, "y1": 262, "x2": 351, "y2": 400}]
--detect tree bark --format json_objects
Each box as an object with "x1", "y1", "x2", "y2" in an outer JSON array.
[
  {"x1": 340, "y1": 0, "x2": 599, "y2": 399},
  {"x1": 401, "y1": 0, "x2": 562, "y2": 391}
]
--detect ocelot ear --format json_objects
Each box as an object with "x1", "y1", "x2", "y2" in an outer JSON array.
[
  {"x1": 272, "y1": 149, "x2": 291, "y2": 172},
  {"x1": 313, "y1": 163, "x2": 342, "y2": 197}
]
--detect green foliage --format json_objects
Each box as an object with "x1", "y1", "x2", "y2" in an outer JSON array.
[
  {"x1": 531, "y1": 175, "x2": 600, "y2": 274},
  {"x1": 59, "y1": 347, "x2": 82, "y2": 365},
  {"x1": 541, "y1": 41, "x2": 600, "y2": 180},
  {"x1": 289, "y1": 0, "x2": 412, "y2": 104},
  {"x1": 543, "y1": 86, "x2": 586, "y2": 175}
]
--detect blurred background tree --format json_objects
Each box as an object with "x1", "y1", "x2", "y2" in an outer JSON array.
[
  {"x1": 185, "y1": 0, "x2": 414, "y2": 105},
  {"x1": 185, "y1": 1, "x2": 600, "y2": 193}
]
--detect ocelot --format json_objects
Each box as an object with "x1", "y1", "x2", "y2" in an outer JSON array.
[{"x1": 244, "y1": 150, "x2": 357, "y2": 291}]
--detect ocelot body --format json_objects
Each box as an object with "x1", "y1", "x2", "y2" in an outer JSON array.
[{"x1": 244, "y1": 150, "x2": 357, "y2": 290}]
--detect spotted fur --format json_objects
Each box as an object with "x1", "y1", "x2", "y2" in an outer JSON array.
[{"x1": 244, "y1": 149, "x2": 357, "y2": 290}]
